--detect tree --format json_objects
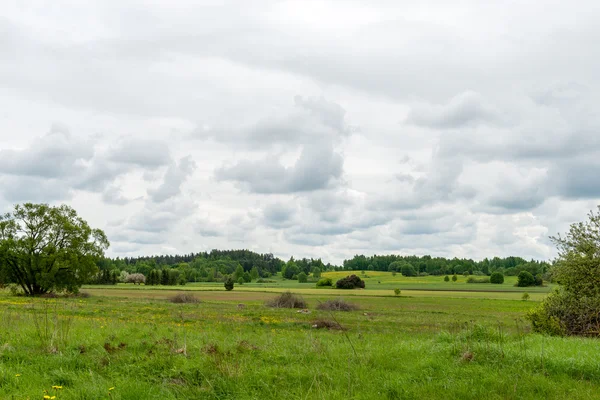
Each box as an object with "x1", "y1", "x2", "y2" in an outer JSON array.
[
  {"x1": 444, "y1": 275, "x2": 450, "y2": 282},
  {"x1": 312, "y1": 267, "x2": 321, "y2": 278},
  {"x1": 298, "y1": 272, "x2": 307, "y2": 283},
  {"x1": 250, "y1": 266, "x2": 259, "y2": 281},
  {"x1": 224, "y1": 277, "x2": 234, "y2": 291},
  {"x1": 528, "y1": 206, "x2": 600, "y2": 336},
  {"x1": 490, "y1": 272, "x2": 504, "y2": 284},
  {"x1": 452, "y1": 274, "x2": 458, "y2": 282},
  {"x1": 517, "y1": 271, "x2": 535, "y2": 287},
  {"x1": 401, "y1": 264, "x2": 417, "y2": 277},
  {"x1": 126, "y1": 273, "x2": 145, "y2": 285},
  {"x1": 394, "y1": 288, "x2": 401, "y2": 296},
  {"x1": 0, "y1": 203, "x2": 109, "y2": 296}
]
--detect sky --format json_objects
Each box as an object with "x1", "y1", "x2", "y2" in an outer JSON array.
[{"x1": 1, "y1": 1, "x2": 600, "y2": 264}]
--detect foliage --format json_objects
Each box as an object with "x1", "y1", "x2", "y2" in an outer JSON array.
[
  {"x1": 452, "y1": 274, "x2": 458, "y2": 282},
  {"x1": 401, "y1": 263, "x2": 417, "y2": 277},
  {"x1": 265, "y1": 291, "x2": 307, "y2": 308},
  {"x1": 528, "y1": 207, "x2": 600, "y2": 336},
  {"x1": 125, "y1": 273, "x2": 146, "y2": 285},
  {"x1": 0, "y1": 203, "x2": 109, "y2": 295},
  {"x1": 522, "y1": 292, "x2": 530, "y2": 301},
  {"x1": 444, "y1": 275, "x2": 450, "y2": 282},
  {"x1": 394, "y1": 288, "x2": 401, "y2": 296},
  {"x1": 466, "y1": 277, "x2": 490, "y2": 284},
  {"x1": 490, "y1": 272, "x2": 504, "y2": 284},
  {"x1": 335, "y1": 274, "x2": 365, "y2": 289},
  {"x1": 297, "y1": 272, "x2": 308, "y2": 283},
  {"x1": 169, "y1": 293, "x2": 199, "y2": 303},
  {"x1": 316, "y1": 278, "x2": 333, "y2": 287},
  {"x1": 317, "y1": 298, "x2": 359, "y2": 311},
  {"x1": 517, "y1": 271, "x2": 536, "y2": 287},
  {"x1": 224, "y1": 277, "x2": 234, "y2": 291}
]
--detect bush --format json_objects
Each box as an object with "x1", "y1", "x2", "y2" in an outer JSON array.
[
  {"x1": 335, "y1": 275, "x2": 365, "y2": 289},
  {"x1": 490, "y1": 272, "x2": 504, "y2": 284},
  {"x1": 451, "y1": 274, "x2": 458, "y2": 282},
  {"x1": 317, "y1": 298, "x2": 359, "y2": 311},
  {"x1": 266, "y1": 291, "x2": 307, "y2": 308},
  {"x1": 466, "y1": 277, "x2": 490, "y2": 284},
  {"x1": 316, "y1": 278, "x2": 333, "y2": 287},
  {"x1": 224, "y1": 277, "x2": 234, "y2": 291},
  {"x1": 298, "y1": 272, "x2": 308, "y2": 283},
  {"x1": 517, "y1": 271, "x2": 536, "y2": 287},
  {"x1": 394, "y1": 288, "x2": 401, "y2": 296},
  {"x1": 125, "y1": 273, "x2": 145, "y2": 285},
  {"x1": 401, "y1": 264, "x2": 417, "y2": 277},
  {"x1": 237, "y1": 277, "x2": 244, "y2": 285},
  {"x1": 444, "y1": 275, "x2": 450, "y2": 282},
  {"x1": 169, "y1": 293, "x2": 199, "y2": 304},
  {"x1": 522, "y1": 292, "x2": 530, "y2": 301}
]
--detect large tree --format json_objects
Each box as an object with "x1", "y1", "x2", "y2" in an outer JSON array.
[
  {"x1": 528, "y1": 206, "x2": 600, "y2": 336},
  {"x1": 0, "y1": 203, "x2": 109, "y2": 295}
]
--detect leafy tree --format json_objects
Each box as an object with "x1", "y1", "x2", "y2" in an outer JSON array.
[
  {"x1": 312, "y1": 267, "x2": 321, "y2": 278},
  {"x1": 0, "y1": 203, "x2": 109, "y2": 295},
  {"x1": 298, "y1": 272, "x2": 307, "y2": 283},
  {"x1": 160, "y1": 268, "x2": 170, "y2": 285},
  {"x1": 250, "y1": 266, "x2": 259, "y2": 281},
  {"x1": 522, "y1": 292, "x2": 530, "y2": 301},
  {"x1": 517, "y1": 271, "x2": 535, "y2": 287},
  {"x1": 234, "y1": 265, "x2": 245, "y2": 281},
  {"x1": 452, "y1": 274, "x2": 458, "y2": 282},
  {"x1": 224, "y1": 277, "x2": 234, "y2": 291},
  {"x1": 401, "y1": 264, "x2": 417, "y2": 277},
  {"x1": 528, "y1": 207, "x2": 600, "y2": 336},
  {"x1": 394, "y1": 288, "x2": 401, "y2": 296},
  {"x1": 490, "y1": 272, "x2": 504, "y2": 284},
  {"x1": 237, "y1": 277, "x2": 244, "y2": 285},
  {"x1": 126, "y1": 273, "x2": 145, "y2": 285},
  {"x1": 444, "y1": 275, "x2": 450, "y2": 282},
  {"x1": 282, "y1": 260, "x2": 299, "y2": 280},
  {"x1": 243, "y1": 271, "x2": 252, "y2": 283},
  {"x1": 336, "y1": 275, "x2": 365, "y2": 289}
]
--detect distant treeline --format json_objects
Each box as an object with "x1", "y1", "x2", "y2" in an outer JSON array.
[
  {"x1": 342, "y1": 254, "x2": 550, "y2": 277},
  {"x1": 91, "y1": 249, "x2": 551, "y2": 285}
]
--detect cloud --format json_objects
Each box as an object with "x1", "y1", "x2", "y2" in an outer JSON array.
[
  {"x1": 109, "y1": 138, "x2": 172, "y2": 169},
  {"x1": 148, "y1": 155, "x2": 196, "y2": 202},
  {"x1": 406, "y1": 91, "x2": 502, "y2": 129},
  {"x1": 215, "y1": 142, "x2": 343, "y2": 193}
]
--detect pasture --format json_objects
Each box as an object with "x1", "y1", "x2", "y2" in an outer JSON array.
[{"x1": 0, "y1": 273, "x2": 597, "y2": 399}]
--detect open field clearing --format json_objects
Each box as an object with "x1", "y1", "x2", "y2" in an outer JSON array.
[{"x1": 1, "y1": 287, "x2": 598, "y2": 399}]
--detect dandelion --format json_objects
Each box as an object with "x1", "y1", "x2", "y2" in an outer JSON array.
[
  {"x1": 52, "y1": 385, "x2": 63, "y2": 389},
  {"x1": 109, "y1": 387, "x2": 115, "y2": 391},
  {"x1": 15, "y1": 374, "x2": 21, "y2": 377},
  {"x1": 43, "y1": 396, "x2": 50, "y2": 399}
]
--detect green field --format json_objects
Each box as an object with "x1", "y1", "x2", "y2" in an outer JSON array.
[{"x1": 0, "y1": 273, "x2": 597, "y2": 399}]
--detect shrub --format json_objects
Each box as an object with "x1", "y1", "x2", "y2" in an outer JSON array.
[
  {"x1": 466, "y1": 277, "x2": 490, "y2": 284},
  {"x1": 224, "y1": 277, "x2": 234, "y2": 291},
  {"x1": 444, "y1": 275, "x2": 450, "y2": 282},
  {"x1": 125, "y1": 273, "x2": 145, "y2": 285},
  {"x1": 401, "y1": 264, "x2": 417, "y2": 277},
  {"x1": 298, "y1": 272, "x2": 308, "y2": 283},
  {"x1": 316, "y1": 278, "x2": 333, "y2": 287},
  {"x1": 451, "y1": 274, "x2": 458, "y2": 282},
  {"x1": 237, "y1": 277, "x2": 244, "y2": 285},
  {"x1": 462, "y1": 271, "x2": 469, "y2": 277},
  {"x1": 311, "y1": 319, "x2": 344, "y2": 330},
  {"x1": 522, "y1": 292, "x2": 530, "y2": 301},
  {"x1": 517, "y1": 271, "x2": 535, "y2": 287},
  {"x1": 169, "y1": 293, "x2": 199, "y2": 304},
  {"x1": 317, "y1": 298, "x2": 358, "y2": 311},
  {"x1": 394, "y1": 288, "x2": 401, "y2": 296},
  {"x1": 266, "y1": 291, "x2": 307, "y2": 308},
  {"x1": 335, "y1": 275, "x2": 365, "y2": 289},
  {"x1": 490, "y1": 272, "x2": 504, "y2": 284}
]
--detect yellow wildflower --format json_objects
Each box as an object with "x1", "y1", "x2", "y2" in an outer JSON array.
[
  {"x1": 15, "y1": 374, "x2": 21, "y2": 377},
  {"x1": 52, "y1": 385, "x2": 63, "y2": 389},
  {"x1": 44, "y1": 396, "x2": 50, "y2": 399},
  {"x1": 109, "y1": 387, "x2": 115, "y2": 391}
]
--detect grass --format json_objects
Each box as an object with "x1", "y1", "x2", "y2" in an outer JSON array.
[{"x1": 0, "y1": 273, "x2": 597, "y2": 399}]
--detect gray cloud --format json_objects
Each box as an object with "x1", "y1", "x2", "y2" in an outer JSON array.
[
  {"x1": 215, "y1": 142, "x2": 343, "y2": 193},
  {"x1": 148, "y1": 155, "x2": 196, "y2": 202},
  {"x1": 109, "y1": 138, "x2": 172, "y2": 169}
]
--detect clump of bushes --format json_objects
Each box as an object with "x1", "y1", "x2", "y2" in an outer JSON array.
[
  {"x1": 317, "y1": 298, "x2": 359, "y2": 312},
  {"x1": 316, "y1": 278, "x2": 333, "y2": 287},
  {"x1": 466, "y1": 277, "x2": 490, "y2": 284},
  {"x1": 517, "y1": 271, "x2": 543, "y2": 287},
  {"x1": 266, "y1": 291, "x2": 307, "y2": 308},
  {"x1": 335, "y1": 275, "x2": 365, "y2": 289},
  {"x1": 169, "y1": 293, "x2": 199, "y2": 304},
  {"x1": 490, "y1": 272, "x2": 504, "y2": 284}
]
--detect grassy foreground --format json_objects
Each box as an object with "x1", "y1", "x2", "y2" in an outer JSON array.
[{"x1": 0, "y1": 286, "x2": 598, "y2": 399}]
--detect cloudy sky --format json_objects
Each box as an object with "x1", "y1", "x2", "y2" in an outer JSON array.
[{"x1": 1, "y1": 1, "x2": 599, "y2": 264}]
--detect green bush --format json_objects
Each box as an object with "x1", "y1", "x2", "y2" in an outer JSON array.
[
  {"x1": 517, "y1": 271, "x2": 535, "y2": 287},
  {"x1": 522, "y1": 292, "x2": 530, "y2": 301},
  {"x1": 335, "y1": 275, "x2": 365, "y2": 289},
  {"x1": 451, "y1": 274, "x2": 458, "y2": 282},
  {"x1": 490, "y1": 272, "x2": 504, "y2": 284},
  {"x1": 298, "y1": 272, "x2": 308, "y2": 283},
  {"x1": 224, "y1": 277, "x2": 234, "y2": 291},
  {"x1": 316, "y1": 278, "x2": 333, "y2": 287},
  {"x1": 444, "y1": 275, "x2": 450, "y2": 282},
  {"x1": 394, "y1": 288, "x2": 401, "y2": 296}
]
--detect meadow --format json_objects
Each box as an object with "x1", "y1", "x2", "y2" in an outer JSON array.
[{"x1": 0, "y1": 271, "x2": 598, "y2": 399}]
